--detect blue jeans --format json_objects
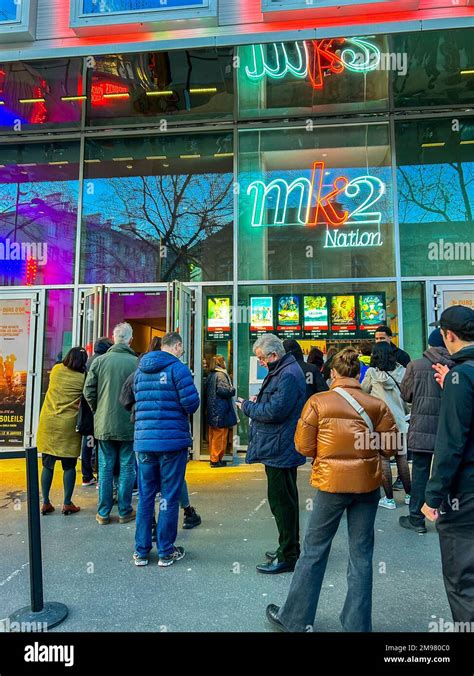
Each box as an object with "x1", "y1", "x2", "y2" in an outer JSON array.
[
  {"x1": 278, "y1": 488, "x2": 380, "y2": 632},
  {"x1": 98, "y1": 440, "x2": 135, "y2": 518},
  {"x1": 135, "y1": 450, "x2": 188, "y2": 559}
]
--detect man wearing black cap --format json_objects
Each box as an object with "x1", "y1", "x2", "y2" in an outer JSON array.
[
  {"x1": 399, "y1": 329, "x2": 454, "y2": 533},
  {"x1": 422, "y1": 305, "x2": 474, "y2": 622}
]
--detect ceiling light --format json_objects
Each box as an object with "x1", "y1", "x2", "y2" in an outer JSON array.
[
  {"x1": 146, "y1": 155, "x2": 167, "y2": 160},
  {"x1": 214, "y1": 153, "x2": 234, "y2": 158},
  {"x1": 146, "y1": 91, "x2": 173, "y2": 97},
  {"x1": 460, "y1": 140, "x2": 474, "y2": 145},
  {"x1": 0, "y1": 101, "x2": 5, "y2": 106},
  {"x1": 112, "y1": 157, "x2": 134, "y2": 161},
  {"x1": 180, "y1": 154, "x2": 201, "y2": 159},
  {"x1": 189, "y1": 88, "x2": 217, "y2": 94},
  {"x1": 61, "y1": 95, "x2": 87, "y2": 101},
  {"x1": 84, "y1": 159, "x2": 101, "y2": 163},
  {"x1": 49, "y1": 161, "x2": 69, "y2": 165},
  {"x1": 421, "y1": 142, "x2": 445, "y2": 148},
  {"x1": 126, "y1": 164, "x2": 133, "y2": 169},
  {"x1": 460, "y1": 70, "x2": 474, "y2": 75},
  {"x1": 103, "y1": 93, "x2": 129, "y2": 99},
  {"x1": 19, "y1": 97, "x2": 46, "y2": 104}
]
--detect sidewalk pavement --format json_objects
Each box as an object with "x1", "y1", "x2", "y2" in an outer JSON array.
[{"x1": 0, "y1": 458, "x2": 450, "y2": 632}]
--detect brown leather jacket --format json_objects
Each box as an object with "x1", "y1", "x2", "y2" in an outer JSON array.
[{"x1": 295, "y1": 377, "x2": 398, "y2": 493}]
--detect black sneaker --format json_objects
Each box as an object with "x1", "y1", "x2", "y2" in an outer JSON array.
[
  {"x1": 158, "y1": 546, "x2": 185, "y2": 567},
  {"x1": 392, "y1": 478, "x2": 404, "y2": 491},
  {"x1": 399, "y1": 515, "x2": 427, "y2": 534},
  {"x1": 183, "y1": 506, "x2": 202, "y2": 530}
]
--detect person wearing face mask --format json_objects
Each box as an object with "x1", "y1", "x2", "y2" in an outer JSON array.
[{"x1": 237, "y1": 334, "x2": 306, "y2": 575}]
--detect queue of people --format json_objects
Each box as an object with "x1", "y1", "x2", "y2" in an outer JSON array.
[{"x1": 35, "y1": 308, "x2": 474, "y2": 630}]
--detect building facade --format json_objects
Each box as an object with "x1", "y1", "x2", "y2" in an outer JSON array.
[{"x1": 1, "y1": 0, "x2": 474, "y2": 457}]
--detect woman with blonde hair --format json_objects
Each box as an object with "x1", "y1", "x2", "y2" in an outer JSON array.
[{"x1": 206, "y1": 354, "x2": 237, "y2": 467}]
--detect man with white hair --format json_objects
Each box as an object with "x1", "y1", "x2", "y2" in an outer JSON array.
[
  {"x1": 237, "y1": 333, "x2": 306, "y2": 574},
  {"x1": 84, "y1": 322, "x2": 138, "y2": 525}
]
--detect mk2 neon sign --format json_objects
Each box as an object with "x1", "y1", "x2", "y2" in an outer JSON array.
[
  {"x1": 245, "y1": 38, "x2": 381, "y2": 87},
  {"x1": 246, "y1": 161, "x2": 386, "y2": 249}
]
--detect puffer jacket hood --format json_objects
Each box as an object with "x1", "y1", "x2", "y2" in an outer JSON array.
[
  {"x1": 139, "y1": 349, "x2": 180, "y2": 374},
  {"x1": 368, "y1": 364, "x2": 405, "y2": 390},
  {"x1": 451, "y1": 344, "x2": 474, "y2": 363},
  {"x1": 423, "y1": 346, "x2": 454, "y2": 366}
]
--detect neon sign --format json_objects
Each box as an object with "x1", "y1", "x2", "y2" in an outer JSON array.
[
  {"x1": 245, "y1": 38, "x2": 381, "y2": 86},
  {"x1": 246, "y1": 161, "x2": 386, "y2": 249}
]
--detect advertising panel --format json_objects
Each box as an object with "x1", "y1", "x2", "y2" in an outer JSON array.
[
  {"x1": 249, "y1": 296, "x2": 274, "y2": 338},
  {"x1": 276, "y1": 295, "x2": 301, "y2": 339},
  {"x1": 302, "y1": 295, "x2": 329, "y2": 339},
  {"x1": 330, "y1": 295, "x2": 357, "y2": 338},
  {"x1": 207, "y1": 296, "x2": 231, "y2": 340}
]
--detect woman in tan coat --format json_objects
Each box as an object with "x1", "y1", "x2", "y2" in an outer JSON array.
[
  {"x1": 37, "y1": 347, "x2": 87, "y2": 516},
  {"x1": 265, "y1": 347, "x2": 397, "y2": 633}
]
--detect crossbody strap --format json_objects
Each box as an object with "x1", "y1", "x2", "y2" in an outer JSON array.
[{"x1": 333, "y1": 387, "x2": 374, "y2": 433}]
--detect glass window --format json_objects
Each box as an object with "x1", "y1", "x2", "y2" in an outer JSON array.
[
  {"x1": 237, "y1": 36, "x2": 389, "y2": 120},
  {"x1": 396, "y1": 117, "x2": 474, "y2": 276},
  {"x1": 42, "y1": 289, "x2": 74, "y2": 402},
  {"x1": 238, "y1": 123, "x2": 395, "y2": 281},
  {"x1": 85, "y1": 48, "x2": 234, "y2": 127},
  {"x1": 402, "y1": 281, "x2": 426, "y2": 361},
  {"x1": 80, "y1": 133, "x2": 233, "y2": 284},
  {"x1": 0, "y1": 59, "x2": 83, "y2": 133},
  {"x1": 236, "y1": 281, "x2": 399, "y2": 446},
  {"x1": 0, "y1": 142, "x2": 80, "y2": 286},
  {"x1": 0, "y1": 0, "x2": 18, "y2": 21},
  {"x1": 392, "y1": 29, "x2": 474, "y2": 109},
  {"x1": 82, "y1": 0, "x2": 206, "y2": 11}
]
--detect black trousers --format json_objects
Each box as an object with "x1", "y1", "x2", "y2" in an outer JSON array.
[
  {"x1": 265, "y1": 465, "x2": 300, "y2": 564},
  {"x1": 409, "y1": 451, "x2": 433, "y2": 526},
  {"x1": 436, "y1": 493, "x2": 474, "y2": 622}
]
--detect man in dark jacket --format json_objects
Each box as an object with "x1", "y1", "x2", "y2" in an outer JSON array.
[
  {"x1": 375, "y1": 325, "x2": 411, "y2": 368},
  {"x1": 238, "y1": 334, "x2": 306, "y2": 575},
  {"x1": 283, "y1": 339, "x2": 328, "y2": 400},
  {"x1": 399, "y1": 329, "x2": 454, "y2": 533},
  {"x1": 422, "y1": 305, "x2": 474, "y2": 622},
  {"x1": 81, "y1": 337, "x2": 113, "y2": 485},
  {"x1": 132, "y1": 331, "x2": 200, "y2": 567}
]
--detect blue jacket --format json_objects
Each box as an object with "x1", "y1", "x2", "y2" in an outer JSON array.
[
  {"x1": 242, "y1": 352, "x2": 306, "y2": 468},
  {"x1": 133, "y1": 350, "x2": 200, "y2": 453},
  {"x1": 206, "y1": 368, "x2": 238, "y2": 429}
]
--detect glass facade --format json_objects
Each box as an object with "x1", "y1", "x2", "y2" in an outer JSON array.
[{"x1": 1, "y1": 26, "x2": 474, "y2": 453}]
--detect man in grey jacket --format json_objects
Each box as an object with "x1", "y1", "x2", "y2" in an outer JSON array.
[{"x1": 399, "y1": 329, "x2": 454, "y2": 533}]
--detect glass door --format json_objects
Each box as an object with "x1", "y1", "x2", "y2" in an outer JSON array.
[
  {"x1": 430, "y1": 282, "x2": 474, "y2": 326},
  {"x1": 79, "y1": 286, "x2": 104, "y2": 357},
  {"x1": 0, "y1": 289, "x2": 45, "y2": 453}
]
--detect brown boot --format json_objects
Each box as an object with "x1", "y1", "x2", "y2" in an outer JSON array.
[
  {"x1": 62, "y1": 503, "x2": 80, "y2": 515},
  {"x1": 119, "y1": 508, "x2": 136, "y2": 524},
  {"x1": 41, "y1": 502, "x2": 55, "y2": 515}
]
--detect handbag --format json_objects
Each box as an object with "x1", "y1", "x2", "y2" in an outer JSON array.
[{"x1": 76, "y1": 395, "x2": 94, "y2": 436}]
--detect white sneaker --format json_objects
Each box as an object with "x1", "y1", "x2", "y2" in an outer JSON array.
[
  {"x1": 379, "y1": 497, "x2": 396, "y2": 510},
  {"x1": 404, "y1": 494, "x2": 411, "y2": 505}
]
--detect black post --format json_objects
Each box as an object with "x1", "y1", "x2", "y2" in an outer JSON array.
[
  {"x1": 25, "y1": 446, "x2": 44, "y2": 612},
  {"x1": 9, "y1": 448, "x2": 68, "y2": 631}
]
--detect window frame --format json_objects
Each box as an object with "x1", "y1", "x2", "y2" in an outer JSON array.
[{"x1": 0, "y1": 0, "x2": 37, "y2": 42}]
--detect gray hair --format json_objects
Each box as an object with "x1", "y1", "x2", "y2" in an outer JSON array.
[
  {"x1": 253, "y1": 333, "x2": 285, "y2": 358},
  {"x1": 161, "y1": 331, "x2": 183, "y2": 349},
  {"x1": 113, "y1": 322, "x2": 133, "y2": 345}
]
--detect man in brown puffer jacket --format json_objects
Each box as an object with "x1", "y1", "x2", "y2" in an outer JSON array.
[{"x1": 266, "y1": 347, "x2": 397, "y2": 633}]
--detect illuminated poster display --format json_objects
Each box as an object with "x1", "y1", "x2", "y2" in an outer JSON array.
[
  {"x1": 207, "y1": 296, "x2": 231, "y2": 340},
  {"x1": 302, "y1": 295, "x2": 329, "y2": 339},
  {"x1": 331, "y1": 295, "x2": 357, "y2": 338},
  {"x1": 250, "y1": 296, "x2": 274, "y2": 338},
  {"x1": 276, "y1": 295, "x2": 301, "y2": 339},
  {"x1": 0, "y1": 299, "x2": 31, "y2": 449},
  {"x1": 358, "y1": 293, "x2": 386, "y2": 335}
]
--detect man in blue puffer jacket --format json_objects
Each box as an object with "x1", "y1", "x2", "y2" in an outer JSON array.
[
  {"x1": 132, "y1": 331, "x2": 200, "y2": 567},
  {"x1": 238, "y1": 334, "x2": 306, "y2": 575}
]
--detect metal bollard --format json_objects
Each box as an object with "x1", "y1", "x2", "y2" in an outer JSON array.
[{"x1": 9, "y1": 447, "x2": 68, "y2": 631}]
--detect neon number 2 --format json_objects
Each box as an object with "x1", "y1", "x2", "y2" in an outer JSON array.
[{"x1": 344, "y1": 177, "x2": 385, "y2": 226}]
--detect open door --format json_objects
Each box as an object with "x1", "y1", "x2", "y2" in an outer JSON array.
[
  {"x1": 167, "y1": 281, "x2": 194, "y2": 372},
  {"x1": 78, "y1": 286, "x2": 105, "y2": 357}
]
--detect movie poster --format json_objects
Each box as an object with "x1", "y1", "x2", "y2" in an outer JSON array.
[
  {"x1": 358, "y1": 293, "x2": 386, "y2": 335},
  {"x1": 0, "y1": 299, "x2": 31, "y2": 449},
  {"x1": 331, "y1": 295, "x2": 357, "y2": 337},
  {"x1": 250, "y1": 296, "x2": 274, "y2": 338},
  {"x1": 207, "y1": 296, "x2": 231, "y2": 340},
  {"x1": 302, "y1": 295, "x2": 329, "y2": 339},
  {"x1": 276, "y1": 295, "x2": 301, "y2": 339}
]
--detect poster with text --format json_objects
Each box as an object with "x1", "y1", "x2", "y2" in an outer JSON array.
[
  {"x1": 0, "y1": 299, "x2": 31, "y2": 449},
  {"x1": 276, "y1": 295, "x2": 301, "y2": 339},
  {"x1": 250, "y1": 296, "x2": 274, "y2": 338},
  {"x1": 331, "y1": 295, "x2": 357, "y2": 337},
  {"x1": 207, "y1": 296, "x2": 231, "y2": 340},
  {"x1": 358, "y1": 293, "x2": 386, "y2": 335},
  {"x1": 303, "y1": 295, "x2": 329, "y2": 339}
]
